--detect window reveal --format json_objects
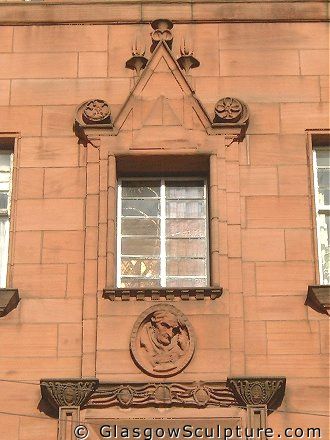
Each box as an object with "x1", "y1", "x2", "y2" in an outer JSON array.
[{"x1": 117, "y1": 178, "x2": 209, "y2": 288}]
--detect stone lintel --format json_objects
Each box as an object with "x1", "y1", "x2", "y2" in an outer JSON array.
[
  {"x1": 103, "y1": 287, "x2": 223, "y2": 301},
  {"x1": 305, "y1": 285, "x2": 330, "y2": 315},
  {"x1": 0, "y1": 288, "x2": 19, "y2": 317},
  {"x1": 227, "y1": 377, "x2": 286, "y2": 410}
]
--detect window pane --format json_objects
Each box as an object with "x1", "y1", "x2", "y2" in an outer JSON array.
[
  {"x1": 167, "y1": 258, "x2": 206, "y2": 276},
  {"x1": 0, "y1": 154, "x2": 10, "y2": 170},
  {"x1": 0, "y1": 193, "x2": 8, "y2": 210},
  {"x1": 122, "y1": 199, "x2": 160, "y2": 217},
  {"x1": 121, "y1": 258, "x2": 160, "y2": 277},
  {"x1": 166, "y1": 278, "x2": 207, "y2": 287},
  {"x1": 166, "y1": 238, "x2": 207, "y2": 257},
  {"x1": 122, "y1": 238, "x2": 160, "y2": 256},
  {"x1": 166, "y1": 200, "x2": 206, "y2": 218},
  {"x1": 0, "y1": 217, "x2": 9, "y2": 287},
  {"x1": 165, "y1": 180, "x2": 204, "y2": 199},
  {"x1": 316, "y1": 149, "x2": 330, "y2": 167},
  {"x1": 122, "y1": 218, "x2": 160, "y2": 236},
  {"x1": 318, "y1": 212, "x2": 330, "y2": 284},
  {"x1": 120, "y1": 278, "x2": 161, "y2": 288},
  {"x1": 166, "y1": 219, "x2": 205, "y2": 238},
  {"x1": 317, "y1": 169, "x2": 330, "y2": 205},
  {"x1": 121, "y1": 180, "x2": 160, "y2": 198}
]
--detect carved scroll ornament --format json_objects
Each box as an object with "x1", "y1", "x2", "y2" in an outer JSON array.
[{"x1": 130, "y1": 304, "x2": 195, "y2": 377}]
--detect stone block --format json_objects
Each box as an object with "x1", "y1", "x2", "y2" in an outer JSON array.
[
  {"x1": 226, "y1": 193, "x2": 241, "y2": 224},
  {"x1": 226, "y1": 162, "x2": 240, "y2": 193},
  {"x1": 240, "y1": 166, "x2": 278, "y2": 196},
  {"x1": 320, "y1": 76, "x2": 329, "y2": 102},
  {"x1": 13, "y1": 231, "x2": 42, "y2": 264},
  {"x1": 0, "y1": 80, "x2": 10, "y2": 105},
  {"x1": 227, "y1": 225, "x2": 241, "y2": 258},
  {"x1": 247, "y1": 103, "x2": 280, "y2": 134},
  {"x1": 245, "y1": 321, "x2": 267, "y2": 354},
  {"x1": 42, "y1": 231, "x2": 84, "y2": 263},
  {"x1": 19, "y1": 417, "x2": 58, "y2": 440},
  {"x1": 19, "y1": 137, "x2": 79, "y2": 168},
  {"x1": 267, "y1": 320, "x2": 319, "y2": 334},
  {"x1": 0, "y1": 27, "x2": 13, "y2": 52},
  {"x1": 87, "y1": 162, "x2": 99, "y2": 194},
  {"x1": 191, "y1": 24, "x2": 220, "y2": 77},
  {"x1": 285, "y1": 229, "x2": 313, "y2": 261},
  {"x1": 267, "y1": 332, "x2": 320, "y2": 355},
  {"x1": 189, "y1": 315, "x2": 230, "y2": 349},
  {"x1": 300, "y1": 50, "x2": 329, "y2": 75},
  {"x1": 12, "y1": 264, "x2": 67, "y2": 298},
  {"x1": 248, "y1": 134, "x2": 307, "y2": 165},
  {"x1": 20, "y1": 298, "x2": 82, "y2": 323},
  {"x1": 0, "y1": 382, "x2": 40, "y2": 414},
  {"x1": 229, "y1": 318, "x2": 244, "y2": 352},
  {"x1": 0, "y1": 324, "x2": 57, "y2": 357},
  {"x1": 229, "y1": 259, "x2": 243, "y2": 293},
  {"x1": 67, "y1": 263, "x2": 84, "y2": 297},
  {"x1": 320, "y1": 320, "x2": 329, "y2": 354},
  {"x1": 0, "y1": 53, "x2": 77, "y2": 78},
  {"x1": 242, "y1": 262, "x2": 256, "y2": 295},
  {"x1": 0, "y1": 106, "x2": 42, "y2": 137},
  {"x1": 79, "y1": 51, "x2": 108, "y2": 77},
  {"x1": 42, "y1": 105, "x2": 76, "y2": 136},
  {"x1": 220, "y1": 50, "x2": 299, "y2": 76},
  {"x1": 82, "y1": 319, "x2": 97, "y2": 353},
  {"x1": 44, "y1": 167, "x2": 86, "y2": 198},
  {"x1": 218, "y1": 76, "x2": 319, "y2": 103},
  {"x1": 0, "y1": 414, "x2": 19, "y2": 440},
  {"x1": 97, "y1": 349, "x2": 141, "y2": 374},
  {"x1": 17, "y1": 167, "x2": 44, "y2": 199},
  {"x1": 187, "y1": 349, "x2": 230, "y2": 374},
  {"x1": 278, "y1": 165, "x2": 309, "y2": 195},
  {"x1": 97, "y1": 316, "x2": 133, "y2": 350},
  {"x1": 256, "y1": 261, "x2": 314, "y2": 295},
  {"x1": 244, "y1": 295, "x2": 307, "y2": 321},
  {"x1": 281, "y1": 103, "x2": 330, "y2": 133},
  {"x1": 246, "y1": 196, "x2": 310, "y2": 228},
  {"x1": 285, "y1": 378, "x2": 329, "y2": 414},
  {"x1": 16, "y1": 199, "x2": 84, "y2": 230},
  {"x1": 11, "y1": 78, "x2": 130, "y2": 106},
  {"x1": 242, "y1": 229, "x2": 285, "y2": 261},
  {"x1": 13, "y1": 25, "x2": 108, "y2": 52},
  {"x1": 58, "y1": 323, "x2": 82, "y2": 357}
]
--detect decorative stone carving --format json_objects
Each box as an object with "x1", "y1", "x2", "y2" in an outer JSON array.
[
  {"x1": 227, "y1": 377, "x2": 286, "y2": 410},
  {"x1": 126, "y1": 39, "x2": 148, "y2": 76},
  {"x1": 177, "y1": 38, "x2": 200, "y2": 74},
  {"x1": 0, "y1": 288, "x2": 19, "y2": 317},
  {"x1": 150, "y1": 19, "x2": 174, "y2": 52},
  {"x1": 130, "y1": 304, "x2": 195, "y2": 377},
  {"x1": 82, "y1": 99, "x2": 111, "y2": 124},
  {"x1": 305, "y1": 285, "x2": 330, "y2": 315},
  {"x1": 40, "y1": 378, "x2": 99, "y2": 409},
  {"x1": 214, "y1": 97, "x2": 245, "y2": 123},
  {"x1": 103, "y1": 287, "x2": 222, "y2": 301},
  {"x1": 86, "y1": 381, "x2": 236, "y2": 408}
]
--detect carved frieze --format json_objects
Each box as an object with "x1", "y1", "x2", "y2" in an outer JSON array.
[
  {"x1": 86, "y1": 381, "x2": 236, "y2": 408},
  {"x1": 40, "y1": 378, "x2": 99, "y2": 409},
  {"x1": 130, "y1": 304, "x2": 195, "y2": 377},
  {"x1": 227, "y1": 377, "x2": 286, "y2": 410},
  {"x1": 103, "y1": 287, "x2": 222, "y2": 301}
]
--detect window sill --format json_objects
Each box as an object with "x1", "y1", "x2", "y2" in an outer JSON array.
[
  {"x1": 0, "y1": 288, "x2": 19, "y2": 317},
  {"x1": 305, "y1": 285, "x2": 330, "y2": 316},
  {"x1": 103, "y1": 287, "x2": 222, "y2": 301}
]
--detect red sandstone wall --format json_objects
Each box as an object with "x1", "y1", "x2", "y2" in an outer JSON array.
[{"x1": 0, "y1": 16, "x2": 328, "y2": 440}]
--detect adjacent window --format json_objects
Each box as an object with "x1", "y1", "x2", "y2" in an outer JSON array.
[
  {"x1": 0, "y1": 148, "x2": 13, "y2": 287},
  {"x1": 117, "y1": 178, "x2": 209, "y2": 288},
  {"x1": 313, "y1": 147, "x2": 330, "y2": 284}
]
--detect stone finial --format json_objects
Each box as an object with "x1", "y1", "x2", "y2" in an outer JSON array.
[
  {"x1": 227, "y1": 377, "x2": 286, "y2": 410},
  {"x1": 125, "y1": 38, "x2": 148, "y2": 76},
  {"x1": 40, "y1": 378, "x2": 99, "y2": 409},
  {"x1": 150, "y1": 19, "x2": 174, "y2": 52},
  {"x1": 177, "y1": 38, "x2": 200, "y2": 74}
]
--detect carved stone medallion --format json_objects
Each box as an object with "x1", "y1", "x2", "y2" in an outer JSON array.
[
  {"x1": 82, "y1": 99, "x2": 111, "y2": 124},
  {"x1": 214, "y1": 97, "x2": 243, "y2": 123},
  {"x1": 130, "y1": 304, "x2": 195, "y2": 377}
]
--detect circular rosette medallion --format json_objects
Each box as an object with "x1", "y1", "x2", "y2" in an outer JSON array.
[
  {"x1": 82, "y1": 99, "x2": 111, "y2": 124},
  {"x1": 130, "y1": 304, "x2": 195, "y2": 377},
  {"x1": 214, "y1": 97, "x2": 243, "y2": 123}
]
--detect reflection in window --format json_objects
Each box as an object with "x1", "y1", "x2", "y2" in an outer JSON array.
[
  {"x1": 117, "y1": 178, "x2": 209, "y2": 288},
  {"x1": 0, "y1": 150, "x2": 13, "y2": 287},
  {"x1": 314, "y1": 148, "x2": 330, "y2": 284}
]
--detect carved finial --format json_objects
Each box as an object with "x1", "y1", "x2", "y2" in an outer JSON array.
[
  {"x1": 177, "y1": 37, "x2": 200, "y2": 74},
  {"x1": 150, "y1": 19, "x2": 174, "y2": 52},
  {"x1": 126, "y1": 37, "x2": 148, "y2": 76}
]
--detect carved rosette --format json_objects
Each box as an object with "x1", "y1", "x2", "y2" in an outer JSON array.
[
  {"x1": 87, "y1": 381, "x2": 236, "y2": 408},
  {"x1": 214, "y1": 97, "x2": 247, "y2": 124},
  {"x1": 82, "y1": 99, "x2": 111, "y2": 124},
  {"x1": 40, "y1": 379, "x2": 99, "y2": 409},
  {"x1": 130, "y1": 304, "x2": 195, "y2": 377},
  {"x1": 227, "y1": 377, "x2": 286, "y2": 410}
]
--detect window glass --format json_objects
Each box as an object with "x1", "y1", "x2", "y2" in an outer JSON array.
[
  {"x1": 0, "y1": 150, "x2": 12, "y2": 287},
  {"x1": 117, "y1": 178, "x2": 208, "y2": 288}
]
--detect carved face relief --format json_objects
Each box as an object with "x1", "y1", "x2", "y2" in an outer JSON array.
[{"x1": 130, "y1": 304, "x2": 195, "y2": 377}]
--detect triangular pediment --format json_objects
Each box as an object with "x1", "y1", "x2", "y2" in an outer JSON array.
[{"x1": 114, "y1": 42, "x2": 212, "y2": 132}]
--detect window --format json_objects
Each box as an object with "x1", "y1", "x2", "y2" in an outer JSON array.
[
  {"x1": 0, "y1": 147, "x2": 13, "y2": 287},
  {"x1": 313, "y1": 146, "x2": 330, "y2": 284},
  {"x1": 117, "y1": 178, "x2": 209, "y2": 288}
]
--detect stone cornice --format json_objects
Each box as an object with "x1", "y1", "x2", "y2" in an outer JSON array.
[
  {"x1": 103, "y1": 287, "x2": 223, "y2": 301},
  {"x1": 0, "y1": 1, "x2": 328, "y2": 25}
]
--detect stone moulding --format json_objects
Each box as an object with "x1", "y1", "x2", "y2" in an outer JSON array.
[
  {"x1": 0, "y1": 288, "x2": 19, "y2": 317},
  {"x1": 103, "y1": 287, "x2": 223, "y2": 301},
  {"x1": 227, "y1": 377, "x2": 286, "y2": 411},
  {"x1": 305, "y1": 285, "x2": 330, "y2": 316},
  {"x1": 40, "y1": 378, "x2": 99, "y2": 409}
]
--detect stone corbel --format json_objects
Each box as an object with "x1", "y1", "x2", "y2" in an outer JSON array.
[
  {"x1": 305, "y1": 285, "x2": 330, "y2": 315},
  {"x1": 0, "y1": 288, "x2": 19, "y2": 317},
  {"x1": 227, "y1": 377, "x2": 286, "y2": 412}
]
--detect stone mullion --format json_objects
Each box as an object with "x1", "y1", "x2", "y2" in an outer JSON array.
[
  {"x1": 82, "y1": 146, "x2": 100, "y2": 377},
  {"x1": 58, "y1": 407, "x2": 80, "y2": 440},
  {"x1": 106, "y1": 154, "x2": 116, "y2": 287},
  {"x1": 210, "y1": 153, "x2": 220, "y2": 287}
]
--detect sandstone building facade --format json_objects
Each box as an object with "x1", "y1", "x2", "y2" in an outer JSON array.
[{"x1": 0, "y1": 1, "x2": 329, "y2": 439}]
